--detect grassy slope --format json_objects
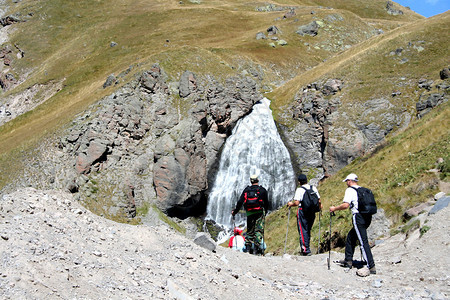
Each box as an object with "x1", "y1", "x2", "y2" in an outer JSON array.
[
  {"x1": 266, "y1": 102, "x2": 449, "y2": 255},
  {"x1": 269, "y1": 11, "x2": 448, "y2": 117}
]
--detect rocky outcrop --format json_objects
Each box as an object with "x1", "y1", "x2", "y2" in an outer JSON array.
[
  {"x1": 0, "y1": 15, "x2": 22, "y2": 27},
  {"x1": 280, "y1": 79, "x2": 342, "y2": 178},
  {"x1": 416, "y1": 93, "x2": 447, "y2": 117},
  {"x1": 416, "y1": 71, "x2": 449, "y2": 117},
  {"x1": 279, "y1": 78, "x2": 415, "y2": 178},
  {"x1": 155, "y1": 75, "x2": 262, "y2": 217},
  {"x1": 386, "y1": 1, "x2": 403, "y2": 16},
  {"x1": 440, "y1": 67, "x2": 450, "y2": 80},
  {"x1": 30, "y1": 64, "x2": 263, "y2": 220},
  {"x1": 296, "y1": 21, "x2": 320, "y2": 36}
]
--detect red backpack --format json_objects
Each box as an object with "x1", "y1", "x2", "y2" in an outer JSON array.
[{"x1": 244, "y1": 186, "x2": 263, "y2": 211}]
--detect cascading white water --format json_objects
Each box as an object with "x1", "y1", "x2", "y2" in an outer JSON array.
[{"x1": 206, "y1": 98, "x2": 296, "y2": 230}]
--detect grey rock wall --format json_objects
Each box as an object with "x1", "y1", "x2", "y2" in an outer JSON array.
[
  {"x1": 16, "y1": 64, "x2": 262, "y2": 220},
  {"x1": 279, "y1": 78, "x2": 414, "y2": 179}
]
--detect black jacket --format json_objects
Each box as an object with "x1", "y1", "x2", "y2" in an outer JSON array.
[{"x1": 232, "y1": 184, "x2": 269, "y2": 216}]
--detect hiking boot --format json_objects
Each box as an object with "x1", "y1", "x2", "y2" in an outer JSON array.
[
  {"x1": 369, "y1": 266, "x2": 376, "y2": 274},
  {"x1": 356, "y1": 266, "x2": 371, "y2": 277},
  {"x1": 300, "y1": 250, "x2": 312, "y2": 256},
  {"x1": 255, "y1": 248, "x2": 265, "y2": 256},
  {"x1": 245, "y1": 244, "x2": 254, "y2": 254},
  {"x1": 336, "y1": 259, "x2": 352, "y2": 269}
]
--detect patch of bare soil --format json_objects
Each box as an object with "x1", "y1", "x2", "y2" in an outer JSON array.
[{"x1": 0, "y1": 80, "x2": 64, "y2": 126}]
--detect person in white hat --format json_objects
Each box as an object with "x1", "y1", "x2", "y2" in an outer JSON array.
[
  {"x1": 231, "y1": 174, "x2": 269, "y2": 255},
  {"x1": 329, "y1": 173, "x2": 376, "y2": 277}
]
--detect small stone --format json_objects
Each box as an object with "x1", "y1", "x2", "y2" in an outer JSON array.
[
  {"x1": 391, "y1": 256, "x2": 402, "y2": 264},
  {"x1": 220, "y1": 255, "x2": 229, "y2": 264},
  {"x1": 371, "y1": 279, "x2": 383, "y2": 288},
  {"x1": 282, "y1": 254, "x2": 292, "y2": 260}
]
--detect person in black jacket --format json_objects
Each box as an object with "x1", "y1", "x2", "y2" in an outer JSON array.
[{"x1": 231, "y1": 175, "x2": 269, "y2": 255}]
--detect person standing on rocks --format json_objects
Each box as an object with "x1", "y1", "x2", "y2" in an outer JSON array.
[
  {"x1": 329, "y1": 173, "x2": 376, "y2": 277},
  {"x1": 287, "y1": 174, "x2": 322, "y2": 256},
  {"x1": 231, "y1": 175, "x2": 269, "y2": 255}
]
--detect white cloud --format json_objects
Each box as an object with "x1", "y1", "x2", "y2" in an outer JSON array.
[{"x1": 425, "y1": 0, "x2": 439, "y2": 5}]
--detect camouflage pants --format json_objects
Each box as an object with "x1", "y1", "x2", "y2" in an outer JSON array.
[{"x1": 245, "y1": 212, "x2": 265, "y2": 251}]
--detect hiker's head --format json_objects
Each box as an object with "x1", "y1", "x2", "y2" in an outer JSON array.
[
  {"x1": 250, "y1": 174, "x2": 259, "y2": 184},
  {"x1": 297, "y1": 174, "x2": 308, "y2": 185},
  {"x1": 343, "y1": 173, "x2": 358, "y2": 186},
  {"x1": 234, "y1": 227, "x2": 243, "y2": 235}
]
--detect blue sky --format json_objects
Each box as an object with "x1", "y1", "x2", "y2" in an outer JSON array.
[{"x1": 394, "y1": 0, "x2": 450, "y2": 17}]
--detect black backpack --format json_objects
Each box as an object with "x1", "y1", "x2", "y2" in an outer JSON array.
[
  {"x1": 244, "y1": 186, "x2": 263, "y2": 212},
  {"x1": 300, "y1": 186, "x2": 321, "y2": 213},
  {"x1": 350, "y1": 186, "x2": 377, "y2": 215}
]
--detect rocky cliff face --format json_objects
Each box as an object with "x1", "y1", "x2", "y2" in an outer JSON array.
[
  {"x1": 11, "y1": 64, "x2": 448, "y2": 221},
  {"x1": 13, "y1": 64, "x2": 262, "y2": 220},
  {"x1": 278, "y1": 70, "x2": 448, "y2": 180}
]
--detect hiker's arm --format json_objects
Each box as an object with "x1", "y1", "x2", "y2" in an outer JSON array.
[
  {"x1": 287, "y1": 200, "x2": 300, "y2": 207},
  {"x1": 289, "y1": 187, "x2": 302, "y2": 206},
  {"x1": 329, "y1": 202, "x2": 349, "y2": 212},
  {"x1": 232, "y1": 191, "x2": 245, "y2": 216},
  {"x1": 262, "y1": 188, "x2": 269, "y2": 213}
]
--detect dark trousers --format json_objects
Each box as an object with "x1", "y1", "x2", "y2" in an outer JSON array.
[
  {"x1": 296, "y1": 208, "x2": 316, "y2": 254},
  {"x1": 245, "y1": 212, "x2": 265, "y2": 252},
  {"x1": 345, "y1": 213, "x2": 375, "y2": 269}
]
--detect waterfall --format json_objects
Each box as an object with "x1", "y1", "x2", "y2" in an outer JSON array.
[{"x1": 206, "y1": 98, "x2": 296, "y2": 229}]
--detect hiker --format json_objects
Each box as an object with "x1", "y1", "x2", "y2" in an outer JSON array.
[
  {"x1": 329, "y1": 173, "x2": 376, "y2": 277},
  {"x1": 287, "y1": 174, "x2": 322, "y2": 256},
  {"x1": 228, "y1": 227, "x2": 245, "y2": 252},
  {"x1": 231, "y1": 174, "x2": 269, "y2": 255}
]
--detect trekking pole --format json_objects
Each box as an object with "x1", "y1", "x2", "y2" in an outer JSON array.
[
  {"x1": 232, "y1": 216, "x2": 236, "y2": 250},
  {"x1": 327, "y1": 211, "x2": 335, "y2": 270},
  {"x1": 283, "y1": 207, "x2": 291, "y2": 255},
  {"x1": 317, "y1": 211, "x2": 321, "y2": 254},
  {"x1": 262, "y1": 213, "x2": 266, "y2": 256}
]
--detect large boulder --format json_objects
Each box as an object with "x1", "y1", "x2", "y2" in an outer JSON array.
[
  {"x1": 440, "y1": 67, "x2": 450, "y2": 80},
  {"x1": 179, "y1": 71, "x2": 197, "y2": 97},
  {"x1": 296, "y1": 21, "x2": 320, "y2": 36}
]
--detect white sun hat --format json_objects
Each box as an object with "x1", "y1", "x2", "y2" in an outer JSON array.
[{"x1": 343, "y1": 173, "x2": 358, "y2": 182}]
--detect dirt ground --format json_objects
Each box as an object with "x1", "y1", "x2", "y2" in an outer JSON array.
[{"x1": 1, "y1": 188, "x2": 448, "y2": 299}]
